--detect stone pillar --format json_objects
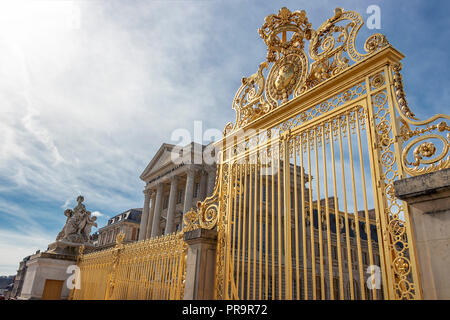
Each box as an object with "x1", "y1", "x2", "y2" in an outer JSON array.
[
  {"x1": 164, "y1": 176, "x2": 179, "y2": 235},
  {"x1": 145, "y1": 191, "x2": 156, "y2": 239},
  {"x1": 138, "y1": 189, "x2": 151, "y2": 241},
  {"x1": 394, "y1": 168, "x2": 450, "y2": 299},
  {"x1": 206, "y1": 168, "x2": 216, "y2": 197},
  {"x1": 183, "y1": 228, "x2": 218, "y2": 300},
  {"x1": 151, "y1": 184, "x2": 164, "y2": 237},
  {"x1": 199, "y1": 170, "x2": 207, "y2": 200},
  {"x1": 184, "y1": 168, "x2": 196, "y2": 213},
  {"x1": 182, "y1": 168, "x2": 196, "y2": 230}
]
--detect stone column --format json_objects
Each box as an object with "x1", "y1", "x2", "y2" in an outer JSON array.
[
  {"x1": 138, "y1": 189, "x2": 151, "y2": 241},
  {"x1": 151, "y1": 183, "x2": 164, "y2": 237},
  {"x1": 145, "y1": 191, "x2": 156, "y2": 239},
  {"x1": 183, "y1": 168, "x2": 196, "y2": 213},
  {"x1": 199, "y1": 170, "x2": 207, "y2": 200},
  {"x1": 206, "y1": 168, "x2": 216, "y2": 197},
  {"x1": 394, "y1": 168, "x2": 450, "y2": 299},
  {"x1": 164, "y1": 176, "x2": 179, "y2": 235},
  {"x1": 183, "y1": 228, "x2": 218, "y2": 300},
  {"x1": 181, "y1": 168, "x2": 196, "y2": 230}
]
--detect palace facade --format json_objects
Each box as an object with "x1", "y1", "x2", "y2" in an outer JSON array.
[{"x1": 138, "y1": 142, "x2": 217, "y2": 239}]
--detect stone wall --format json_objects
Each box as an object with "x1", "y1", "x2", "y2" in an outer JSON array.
[{"x1": 394, "y1": 168, "x2": 450, "y2": 299}]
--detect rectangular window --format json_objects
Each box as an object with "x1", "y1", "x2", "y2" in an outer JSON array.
[
  {"x1": 194, "y1": 182, "x2": 200, "y2": 198},
  {"x1": 177, "y1": 190, "x2": 183, "y2": 204},
  {"x1": 331, "y1": 245, "x2": 337, "y2": 260},
  {"x1": 333, "y1": 277, "x2": 340, "y2": 299},
  {"x1": 362, "y1": 251, "x2": 368, "y2": 265},
  {"x1": 163, "y1": 196, "x2": 169, "y2": 209}
]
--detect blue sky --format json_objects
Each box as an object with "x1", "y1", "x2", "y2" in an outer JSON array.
[{"x1": 0, "y1": 0, "x2": 448, "y2": 275}]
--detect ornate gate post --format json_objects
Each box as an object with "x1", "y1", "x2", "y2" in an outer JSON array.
[
  {"x1": 104, "y1": 232, "x2": 125, "y2": 300},
  {"x1": 183, "y1": 228, "x2": 218, "y2": 300}
]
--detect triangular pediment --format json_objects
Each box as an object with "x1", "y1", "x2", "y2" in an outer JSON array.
[{"x1": 140, "y1": 143, "x2": 176, "y2": 181}]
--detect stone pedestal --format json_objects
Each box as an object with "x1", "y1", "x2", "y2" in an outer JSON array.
[
  {"x1": 19, "y1": 241, "x2": 95, "y2": 300},
  {"x1": 183, "y1": 228, "x2": 217, "y2": 300},
  {"x1": 394, "y1": 168, "x2": 450, "y2": 299}
]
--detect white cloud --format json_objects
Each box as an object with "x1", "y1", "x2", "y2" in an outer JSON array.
[
  {"x1": 0, "y1": 0, "x2": 448, "y2": 276},
  {"x1": 0, "y1": 228, "x2": 53, "y2": 276},
  {"x1": 91, "y1": 211, "x2": 104, "y2": 218}
]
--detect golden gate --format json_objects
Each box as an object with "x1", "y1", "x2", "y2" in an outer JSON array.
[
  {"x1": 185, "y1": 7, "x2": 449, "y2": 300},
  {"x1": 72, "y1": 7, "x2": 450, "y2": 300}
]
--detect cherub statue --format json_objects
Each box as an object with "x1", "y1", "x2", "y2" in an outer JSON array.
[
  {"x1": 56, "y1": 208, "x2": 74, "y2": 241},
  {"x1": 56, "y1": 195, "x2": 97, "y2": 243},
  {"x1": 82, "y1": 216, "x2": 98, "y2": 243}
]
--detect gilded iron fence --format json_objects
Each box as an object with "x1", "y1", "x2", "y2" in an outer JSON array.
[
  {"x1": 183, "y1": 7, "x2": 450, "y2": 300},
  {"x1": 71, "y1": 232, "x2": 186, "y2": 300}
]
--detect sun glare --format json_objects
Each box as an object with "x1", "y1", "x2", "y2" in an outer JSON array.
[{"x1": 0, "y1": 0, "x2": 80, "y2": 43}]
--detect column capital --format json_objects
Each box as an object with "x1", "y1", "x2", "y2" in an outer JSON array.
[
  {"x1": 143, "y1": 188, "x2": 153, "y2": 196},
  {"x1": 156, "y1": 183, "x2": 164, "y2": 191},
  {"x1": 185, "y1": 166, "x2": 197, "y2": 175}
]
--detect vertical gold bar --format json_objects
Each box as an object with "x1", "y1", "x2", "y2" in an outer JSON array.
[
  {"x1": 170, "y1": 242, "x2": 177, "y2": 300},
  {"x1": 346, "y1": 112, "x2": 366, "y2": 300},
  {"x1": 169, "y1": 239, "x2": 178, "y2": 299},
  {"x1": 314, "y1": 127, "x2": 325, "y2": 300},
  {"x1": 329, "y1": 120, "x2": 344, "y2": 299},
  {"x1": 161, "y1": 243, "x2": 170, "y2": 299},
  {"x1": 142, "y1": 247, "x2": 149, "y2": 299},
  {"x1": 157, "y1": 242, "x2": 163, "y2": 299},
  {"x1": 228, "y1": 164, "x2": 239, "y2": 298},
  {"x1": 149, "y1": 245, "x2": 156, "y2": 299},
  {"x1": 225, "y1": 164, "x2": 237, "y2": 299},
  {"x1": 293, "y1": 138, "x2": 300, "y2": 300},
  {"x1": 253, "y1": 159, "x2": 258, "y2": 299},
  {"x1": 156, "y1": 242, "x2": 164, "y2": 299},
  {"x1": 277, "y1": 140, "x2": 282, "y2": 300},
  {"x1": 338, "y1": 116, "x2": 354, "y2": 299},
  {"x1": 171, "y1": 243, "x2": 179, "y2": 300},
  {"x1": 283, "y1": 137, "x2": 293, "y2": 300},
  {"x1": 247, "y1": 162, "x2": 253, "y2": 300},
  {"x1": 235, "y1": 164, "x2": 243, "y2": 298},
  {"x1": 322, "y1": 124, "x2": 334, "y2": 300},
  {"x1": 299, "y1": 134, "x2": 308, "y2": 300},
  {"x1": 259, "y1": 158, "x2": 263, "y2": 300},
  {"x1": 150, "y1": 242, "x2": 157, "y2": 299},
  {"x1": 355, "y1": 109, "x2": 376, "y2": 299},
  {"x1": 177, "y1": 244, "x2": 185, "y2": 299},
  {"x1": 240, "y1": 163, "x2": 248, "y2": 298},
  {"x1": 225, "y1": 163, "x2": 236, "y2": 299},
  {"x1": 271, "y1": 147, "x2": 276, "y2": 300},
  {"x1": 163, "y1": 242, "x2": 171, "y2": 299},
  {"x1": 265, "y1": 152, "x2": 269, "y2": 300},
  {"x1": 146, "y1": 246, "x2": 152, "y2": 299},
  {"x1": 307, "y1": 130, "x2": 316, "y2": 299},
  {"x1": 158, "y1": 248, "x2": 167, "y2": 300},
  {"x1": 164, "y1": 244, "x2": 173, "y2": 299}
]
